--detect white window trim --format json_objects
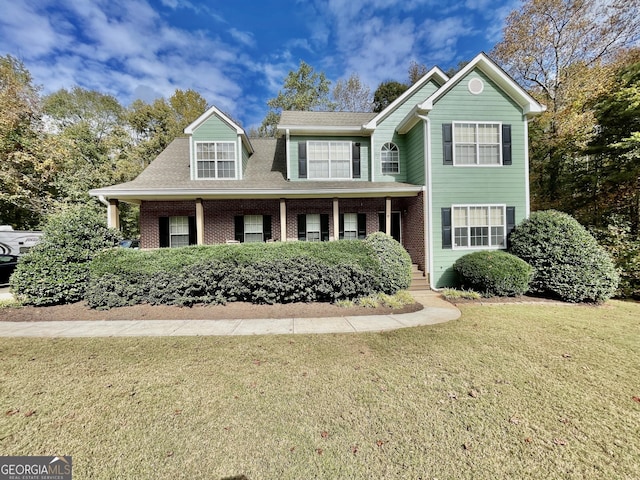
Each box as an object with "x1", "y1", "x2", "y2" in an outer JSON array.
[
  {"x1": 343, "y1": 212, "x2": 358, "y2": 240},
  {"x1": 381, "y1": 142, "x2": 400, "y2": 175},
  {"x1": 194, "y1": 140, "x2": 238, "y2": 180},
  {"x1": 306, "y1": 140, "x2": 352, "y2": 180},
  {"x1": 306, "y1": 213, "x2": 321, "y2": 241},
  {"x1": 452, "y1": 122, "x2": 503, "y2": 167},
  {"x1": 451, "y1": 204, "x2": 507, "y2": 250}
]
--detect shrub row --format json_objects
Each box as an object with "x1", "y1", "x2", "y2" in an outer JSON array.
[
  {"x1": 87, "y1": 253, "x2": 378, "y2": 309},
  {"x1": 87, "y1": 235, "x2": 412, "y2": 309}
]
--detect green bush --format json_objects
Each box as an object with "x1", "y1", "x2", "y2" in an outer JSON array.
[
  {"x1": 10, "y1": 205, "x2": 121, "y2": 306},
  {"x1": 363, "y1": 232, "x2": 412, "y2": 294},
  {"x1": 86, "y1": 242, "x2": 380, "y2": 309},
  {"x1": 509, "y1": 210, "x2": 619, "y2": 303},
  {"x1": 591, "y1": 218, "x2": 640, "y2": 299},
  {"x1": 453, "y1": 251, "x2": 534, "y2": 297}
]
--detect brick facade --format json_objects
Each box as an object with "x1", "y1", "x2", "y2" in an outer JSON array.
[{"x1": 139, "y1": 195, "x2": 426, "y2": 270}]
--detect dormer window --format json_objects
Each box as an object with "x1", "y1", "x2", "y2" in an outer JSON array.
[{"x1": 196, "y1": 141, "x2": 236, "y2": 179}]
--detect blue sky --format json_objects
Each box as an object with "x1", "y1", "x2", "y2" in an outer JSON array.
[{"x1": 0, "y1": 0, "x2": 519, "y2": 129}]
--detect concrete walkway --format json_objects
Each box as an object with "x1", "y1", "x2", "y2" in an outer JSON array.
[{"x1": 0, "y1": 288, "x2": 460, "y2": 338}]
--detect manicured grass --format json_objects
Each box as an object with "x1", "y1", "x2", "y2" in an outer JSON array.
[{"x1": 1, "y1": 301, "x2": 639, "y2": 479}]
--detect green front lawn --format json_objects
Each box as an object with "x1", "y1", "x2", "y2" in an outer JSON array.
[{"x1": 1, "y1": 301, "x2": 639, "y2": 479}]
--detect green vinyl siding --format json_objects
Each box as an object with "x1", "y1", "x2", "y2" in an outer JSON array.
[
  {"x1": 428, "y1": 68, "x2": 529, "y2": 287},
  {"x1": 190, "y1": 112, "x2": 240, "y2": 180},
  {"x1": 289, "y1": 136, "x2": 370, "y2": 181},
  {"x1": 242, "y1": 144, "x2": 250, "y2": 175},
  {"x1": 374, "y1": 79, "x2": 440, "y2": 183},
  {"x1": 405, "y1": 121, "x2": 425, "y2": 185}
]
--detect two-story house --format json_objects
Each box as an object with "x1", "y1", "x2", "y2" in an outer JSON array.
[{"x1": 90, "y1": 53, "x2": 545, "y2": 288}]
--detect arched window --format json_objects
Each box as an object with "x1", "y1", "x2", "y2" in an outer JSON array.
[{"x1": 381, "y1": 142, "x2": 399, "y2": 174}]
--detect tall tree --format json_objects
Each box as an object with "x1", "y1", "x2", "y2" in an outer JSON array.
[
  {"x1": 492, "y1": 0, "x2": 640, "y2": 216},
  {"x1": 126, "y1": 89, "x2": 208, "y2": 165},
  {"x1": 588, "y1": 53, "x2": 640, "y2": 232},
  {"x1": 372, "y1": 81, "x2": 408, "y2": 113},
  {"x1": 408, "y1": 61, "x2": 428, "y2": 85},
  {"x1": 258, "y1": 61, "x2": 334, "y2": 137},
  {"x1": 332, "y1": 73, "x2": 373, "y2": 112},
  {"x1": 0, "y1": 55, "x2": 58, "y2": 228}
]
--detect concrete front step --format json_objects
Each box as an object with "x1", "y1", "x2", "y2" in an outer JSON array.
[{"x1": 410, "y1": 264, "x2": 430, "y2": 291}]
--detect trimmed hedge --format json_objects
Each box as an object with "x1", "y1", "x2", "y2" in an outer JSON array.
[
  {"x1": 86, "y1": 240, "x2": 387, "y2": 309},
  {"x1": 363, "y1": 232, "x2": 412, "y2": 294},
  {"x1": 509, "y1": 210, "x2": 619, "y2": 303},
  {"x1": 10, "y1": 205, "x2": 121, "y2": 306},
  {"x1": 453, "y1": 250, "x2": 534, "y2": 297}
]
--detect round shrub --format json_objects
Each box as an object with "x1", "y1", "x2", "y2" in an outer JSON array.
[
  {"x1": 453, "y1": 250, "x2": 534, "y2": 297},
  {"x1": 364, "y1": 232, "x2": 412, "y2": 294},
  {"x1": 508, "y1": 210, "x2": 619, "y2": 303},
  {"x1": 10, "y1": 204, "x2": 121, "y2": 306}
]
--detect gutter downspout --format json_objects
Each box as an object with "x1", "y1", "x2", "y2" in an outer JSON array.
[{"x1": 418, "y1": 114, "x2": 438, "y2": 291}]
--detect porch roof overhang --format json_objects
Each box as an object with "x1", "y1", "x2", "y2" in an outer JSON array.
[{"x1": 90, "y1": 185, "x2": 424, "y2": 204}]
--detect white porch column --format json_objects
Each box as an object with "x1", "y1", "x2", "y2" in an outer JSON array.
[
  {"x1": 195, "y1": 198, "x2": 204, "y2": 245},
  {"x1": 385, "y1": 196, "x2": 392, "y2": 235},
  {"x1": 108, "y1": 199, "x2": 120, "y2": 231},
  {"x1": 280, "y1": 198, "x2": 287, "y2": 241},
  {"x1": 332, "y1": 198, "x2": 339, "y2": 240}
]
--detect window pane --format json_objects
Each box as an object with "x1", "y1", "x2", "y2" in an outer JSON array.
[
  {"x1": 470, "y1": 226, "x2": 489, "y2": 246},
  {"x1": 332, "y1": 159, "x2": 350, "y2": 178},
  {"x1": 455, "y1": 145, "x2": 476, "y2": 165},
  {"x1": 491, "y1": 226, "x2": 505, "y2": 247},
  {"x1": 198, "y1": 161, "x2": 216, "y2": 178},
  {"x1": 309, "y1": 159, "x2": 329, "y2": 178},
  {"x1": 490, "y1": 206, "x2": 504, "y2": 225},
  {"x1": 455, "y1": 124, "x2": 476, "y2": 143},
  {"x1": 381, "y1": 143, "x2": 399, "y2": 173},
  {"x1": 217, "y1": 160, "x2": 235, "y2": 178},
  {"x1": 244, "y1": 215, "x2": 263, "y2": 234},
  {"x1": 478, "y1": 124, "x2": 499, "y2": 143},
  {"x1": 170, "y1": 216, "x2": 189, "y2": 235},
  {"x1": 469, "y1": 207, "x2": 488, "y2": 226},
  {"x1": 479, "y1": 145, "x2": 500, "y2": 165},
  {"x1": 343, "y1": 213, "x2": 357, "y2": 238},
  {"x1": 244, "y1": 233, "x2": 263, "y2": 243},
  {"x1": 454, "y1": 227, "x2": 468, "y2": 247},
  {"x1": 453, "y1": 207, "x2": 468, "y2": 226}
]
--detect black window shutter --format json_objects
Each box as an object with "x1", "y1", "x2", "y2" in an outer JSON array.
[
  {"x1": 352, "y1": 142, "x2": 361, "y2": 179},
  {"x1": 263, "y1": 215, "x2": 272, "y2": 241},
  {"x1": 378, "y1": 212, "x2": 385, "y2": 232},
  {"x1": 298, "y1": 142, "x2": 307, "y2": 179},
  {"x1": 357, "y1": 213, "x2": 367, "y2": 239},
  {"x1": 297, "y1": 214, "x2": 306, "y2": 241},
  {"x1": 159, "y1": 217, "x2": 170, "y2": 248},
  {"x1": 339, "y1": 214, "x2": 345, "y2": 240},
  {"x1": 441, "y1": 208, "x2": 452, "y2": 249},
  {"x1": 502, "y1": 124, "x2": 512, "y2": 165},
  {"x1": 188, "y1": 216, "x2": 197, "y2": 245},
  {"x1": 443, "y1": 124, "x2": 453, "y2": 165},
  {"x1": 320, "y1": 214, "x2": 330, "y2": 241},
  {"x1": 234, "y1": 215, "x2": 244, "y2": 243},
  {"x1": 506, "y1": 206, "x2": 516, "y2": 247}
]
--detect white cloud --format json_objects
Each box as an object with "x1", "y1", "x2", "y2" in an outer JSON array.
[{"x1": 229, "y1": 28, "x2": 255, "y2": 48}]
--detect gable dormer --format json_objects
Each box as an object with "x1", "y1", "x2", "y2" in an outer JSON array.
[{"x1": 184, "y1": 105, "x2": 253, "y2": 180}]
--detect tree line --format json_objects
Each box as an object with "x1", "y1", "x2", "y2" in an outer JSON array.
[{"x1": 1, "y1": 0, "x2": 639, "y2": 245}]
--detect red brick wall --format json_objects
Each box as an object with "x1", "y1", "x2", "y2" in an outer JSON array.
[{"x1": 139, "y1": 196, "x2": 426, "y2": 270}]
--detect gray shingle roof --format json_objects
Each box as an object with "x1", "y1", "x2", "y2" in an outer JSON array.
[
  {"x1": 279, "y1": 111, "x2": 376, "y2": 128},
  {"x1": 90, "y1": 136, "x2": 421, "y2": 199}
]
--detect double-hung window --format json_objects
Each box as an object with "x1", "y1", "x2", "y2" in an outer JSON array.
[
  {"x1": 454, "y1": 123, "x2": 501, "y2": 165},
  {"x1": 196, "y1": 141, "x2": 236, "y2": 179},
  {"x1": 306, "y1": 214, "x2": 321, "y2": 241},
  {"x1": 453, "y1": 205, "x2": 506, "y2": 248},
  {"x1": 244, "y1": 215, "x2": 263, "y2": 243},
  {"x1": 342, "y1": 213, "x2": 358, "y2": 239},
  {"x1": 169, "y1": 216, "x2": 190, "y2": 248},
  {"x1": 307, "y1": 141, "x2": 351, "y2": 179}
]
